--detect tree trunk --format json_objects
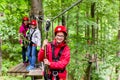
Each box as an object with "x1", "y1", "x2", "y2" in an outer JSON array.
[
  {"x1": 95, "y1": 12, "x2": 99, "y2": 71},
  {"x1": 30, "y1": 0, "x2": 43, "y2": 45},
  {"x1": 91, "y1": 2, "x2": 95, "y2": 45},
  {"x1": 75, "y1": 5, "x2": 79, "y2": 54},
  {"x1": 96, "y1": 14, "x2": 99, "y2": 44},
  {"x1": 84, "y1": 4, "x2": 91, "y2": 80},
  {"x1": 85, "y1": 3, "x2": 96, "y2": 80},
  {"x1": 62, "y1": 15, "x2": 66, "y2": 26},
  {"x1": 85, "y1": 3, "x2": 91, "y2": 45},
  {"x1": 86, "y1": 9, "x2": 90, "y2": 44},
  {"x1": 85, "y1": 53, "x2": 92, "y2": 80},
  {"x1": 61, "y1": 0, "x2": 66, "y2": 26}
]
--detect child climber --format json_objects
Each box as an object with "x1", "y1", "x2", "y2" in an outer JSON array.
[
  {"x1": 19, "y1": 16, "x2": 29, "y2": 66},
  {"x1": 26, "y1": 19, "x2": 41, "y2": 71},
  {"x1": 38, "y1": 25, "x2": 70, "y2": 80}
]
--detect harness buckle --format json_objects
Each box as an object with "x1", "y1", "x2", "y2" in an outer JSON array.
[{"x1": 52, "y1": 71, "x2": 58, "y2": 77}]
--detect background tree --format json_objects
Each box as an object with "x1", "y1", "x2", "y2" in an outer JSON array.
[{"x1": 30, "y1": 0, "x2": 43, "y2": 43}]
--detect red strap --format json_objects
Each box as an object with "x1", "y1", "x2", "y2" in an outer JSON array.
[{"x1": 32, "y1": 44, "x2": 37, "y2": 46}]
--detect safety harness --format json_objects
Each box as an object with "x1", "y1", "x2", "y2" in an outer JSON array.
[
  {"x1": 29, "y1": 29, "x2": 36, "y2": 46},
  {"x1": 50, "y1": 43, "x2": 66, "y2": 80}
]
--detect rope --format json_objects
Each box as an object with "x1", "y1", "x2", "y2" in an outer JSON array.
[{"x1": 51, "y1": 0, "x2": 83, "y2": 21}]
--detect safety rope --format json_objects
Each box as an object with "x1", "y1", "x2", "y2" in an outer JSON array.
[{"x1": 51, "y1": 0, "x2": 83, "y2": 21}]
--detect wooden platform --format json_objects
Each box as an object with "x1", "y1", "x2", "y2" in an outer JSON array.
[{"x1": 7, "y1": 63, "x2": 44, "y2": 77}]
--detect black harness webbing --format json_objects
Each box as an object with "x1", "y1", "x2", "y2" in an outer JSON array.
[
  {"x1": 30, "y1": 29, "x2": 36, "y2": 42},
  {"x1": 51, "y1": 43, "x2": 65, "y2": 62},
  {"x1": 50, "y1": 43, "x2": 65, "y2": 80}
]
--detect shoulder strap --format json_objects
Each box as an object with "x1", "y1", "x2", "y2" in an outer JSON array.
[
  {"x1": 51, "y1": 43, "x2": 65, "y2": 62},
  {"x1": 30, "y1": 29, "x2": 36, "y2": 41},
  {"x1": 51, "y1": 43, "x2": 55, "y2": 60},
  {"x1": 57, "y1": 46, "x2": 65, "y2": 60}
]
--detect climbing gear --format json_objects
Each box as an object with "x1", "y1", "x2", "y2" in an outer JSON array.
[
  {"x1": 23, "y1": 16, "x2": 29, "y2": 21},
  {"x1": 31, "y1": 20, "x2": 37, "y2": 26},
  {"x1": 28, "y1": 29, "x2": 36, "y2": 46},
  {"x1": 51, "y1": 43, "x2": 65, "y2": 62},
  {"x1": 54, "y1": 25, "x2": 67, "y2": 35},
  {"x1": 52, "y1": 71, "x2": 58, "y2": 80},
  {"x1": 44, "y1": 19, "x2": 51, "y2": 80},
  {"x1": 45, "y1": 19, "x2": 51, "y2": 32},
  {"x1": 50, "y1": 43, "x2": 66, "y2": 80},
  {"x1": 50, "y1": 69, "x2": 65, "y2": 80},
  {"x1": 51, "y1": 0, "x2": 82, "y2": 21},
  {"x1": 44, "y1": 43, "x2": 66, "y2": 80},
  {"x1": 51, "y1": 0, "x2": 82, "y2": 39}
]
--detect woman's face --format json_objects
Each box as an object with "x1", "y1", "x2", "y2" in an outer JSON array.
[
  {"x1": 23, "y1": 20, "x2": 28, "y2": 25},
  {"x1": 55, "y1": 32, "x2": 65, "y2": 43}
]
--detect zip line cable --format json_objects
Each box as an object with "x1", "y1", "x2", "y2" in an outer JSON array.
[{"x1": 51, "y1": 0, "x2": 83, "y2": 21}]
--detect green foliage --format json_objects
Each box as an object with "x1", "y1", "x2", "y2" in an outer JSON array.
[
  {"x1": 0, "y1": 0, "x2": 29, "y2": 79},
  {"x1": 2, "y1": 43, "x2": 21, "y2": 60},
  {"x1": 67, "y1": 39, "x2": 120, "y2": 80},
  {"x1": 0, "y1": 0, "x2": 29, "y2": 41},
  {"x1": 0, "y1": 0, "x2": 120, "y2": 80},
  {"x1": 1, "y1": 75, "x2": 31, "y2": 80}
]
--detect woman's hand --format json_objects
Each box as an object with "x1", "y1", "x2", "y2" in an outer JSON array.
[
  {"x1": 42, "y1": 39, "x2": 48, "y2": 50},
  {"x1": 44, "y1": 59, "x2": 50, "y2": 65}
]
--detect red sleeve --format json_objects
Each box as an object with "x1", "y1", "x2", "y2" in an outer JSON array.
[
  {"x1": 38, "y1": 43, "x2": 51, "y2": 62},
  {"x1": 38, "y1": 48, "x2": 45, "y2": 62},
  {"x1": 49, "y1": 46, "x2": 70, "y2": 70}
]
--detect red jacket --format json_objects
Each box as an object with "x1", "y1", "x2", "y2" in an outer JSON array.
[{"x1": 38, "y1": 39, "x2": 70, "y2": 79}]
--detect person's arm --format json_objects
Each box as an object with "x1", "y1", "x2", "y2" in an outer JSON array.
[
  {"x1": 49, "y1": 46, "x2": 70, "y2": 70},
  {"x1": 38, "y1": 39, "x2": 48, "y2": 62},
  {"x1": 36, "y1": 30, "x2": 41, "y2": 50}
]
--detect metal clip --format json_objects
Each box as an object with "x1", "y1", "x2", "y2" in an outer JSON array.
[{"x1": 52, "y1": 71, "x2": 58, "y2": 77}]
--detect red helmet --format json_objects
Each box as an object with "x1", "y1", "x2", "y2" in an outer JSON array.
[
  {"x1": 23, "y1": 16, "x2": 29, "y2": 21},
  {"x1": 54, "y1": 25, "x2": 67, "y2": 35},
  {"x1": 31, "y1": 20, "x2": 37, "y2": 26}
]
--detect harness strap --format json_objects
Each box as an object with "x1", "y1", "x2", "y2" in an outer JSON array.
[
  {"x1": 28, "y1": 29, "x2": 36, "y2": 46},
  {"x1": 30, "y1": 29, "x2": 36, "y2": 41},
  {"x1": 51, "y1": 43, "x2": 65, "y2": 61},
  {"x1": 50, "y1": 43, "x2": 66, "y2": 80},
  {"x1": 50, "y1": 68, "x2": 65, "y2": 73}
]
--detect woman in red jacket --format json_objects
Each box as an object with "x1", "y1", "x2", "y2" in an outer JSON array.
[{"x1": 38, "y1": 25, "x2": 70, "y2": 80}]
